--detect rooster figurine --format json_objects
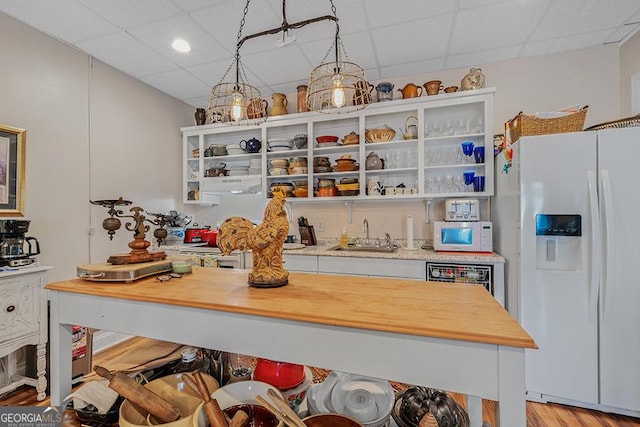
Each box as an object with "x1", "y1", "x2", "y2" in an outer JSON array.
[{"x1": 217, "y1": 193, "x2": 289, "y2": 287}]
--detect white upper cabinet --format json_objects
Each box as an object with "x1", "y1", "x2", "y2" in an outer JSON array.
[{"x1": 181, "y1": 88, "x2": 495, "y2": 203}]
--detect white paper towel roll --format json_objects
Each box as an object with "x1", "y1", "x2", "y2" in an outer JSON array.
[{"x1": 406, "y1": 215, "x2": 414, "y2": 249}]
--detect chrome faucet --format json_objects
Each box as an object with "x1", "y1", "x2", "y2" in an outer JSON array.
[{"x1": 362, "y1": 218, "x2": 370, "y2": 244}]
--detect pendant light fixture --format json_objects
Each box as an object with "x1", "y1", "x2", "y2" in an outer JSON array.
[
  {"x1": 306, "y1": 2, "x2": 370, "y2": 114},
  {"x1": 207, "y1": 1, "x2": 264, "y2": 126},
  {"x1": 207, "y1": 0, "x2": 368, "y2": 126}
]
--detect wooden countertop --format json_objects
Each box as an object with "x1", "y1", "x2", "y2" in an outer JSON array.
[{"x1": 46, "y1": 267, "x2": 536, "y2": 349}]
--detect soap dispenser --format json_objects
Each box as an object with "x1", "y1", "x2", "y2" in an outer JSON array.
[{"x1": 340, "y1": 227, "x2": 349, "y2": 247}]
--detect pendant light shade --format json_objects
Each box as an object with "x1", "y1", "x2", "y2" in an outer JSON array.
[
  {"x1": 207, "y1": 81, "x2": 266, "y2": 126},
  {"x1": 307, "y1": 59, "x2": 369, "y2": 114},
  {"x1": 306, "y1": 32, "x2": 369, "y2": 114}
]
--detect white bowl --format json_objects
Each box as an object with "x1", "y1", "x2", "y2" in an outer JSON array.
[
  {"x1": 269, "y1": 145, "x2": 292, "y2": 152},
  {"x1": 269, "y1": 168, "x2": 289, "y2": 176},
  {"x1": 210, "y1": 380, "x2": 283, "y2": 410},
  {"x1": 227, "y1": 147, "x2": 244, "y2": 155},
  {"x1": 330, "y1": 374, "x2": 394, "y2": 427}
]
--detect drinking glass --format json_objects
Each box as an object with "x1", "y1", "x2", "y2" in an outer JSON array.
[
  {"x1": 463, "y1": 171, "x2": 475, "y2": 192},
  {"x1": 461, "y1": 141, "x2": 474, "y2": 163},
  {"x1": 473, "y1": 146, "x2": 485, "y2": 164},
  {"x1": 473, "y1": 175, "x2": 486, "y2": 192}
]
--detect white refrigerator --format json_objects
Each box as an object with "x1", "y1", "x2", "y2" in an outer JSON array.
[{"x1": 493, "y1": 127, "x2": 640, "y2": 415}]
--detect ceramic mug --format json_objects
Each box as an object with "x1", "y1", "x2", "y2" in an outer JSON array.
[
  {"x1": 424, "y1": 80, "x2": 443, "y2": 96},
  {"x1": 367, "y1": 177, "x2": 383, "y2": 196}
]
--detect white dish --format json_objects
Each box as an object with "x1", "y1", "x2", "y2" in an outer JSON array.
[
  {"x1": 283, "y1": 243, "x2": 306, "y2": 250},
  {"x1": 329, "y1": 374, "x2": 394, "y2": 425},
  {"x1": 267, "y1": 138, "x2": 291, "y2": 144},
  {"x1": 316, "y1": 142, "x2": 339, "y2": 147},
  {"x1": 210, "y1": 380, "x2": 283, "y2": 410},
  {"x1": 313, "y1": 370, "x2": 346, "y2": 413},
  {"x1": 270, "y1": 145, "x2": 292, "y2": 152}
]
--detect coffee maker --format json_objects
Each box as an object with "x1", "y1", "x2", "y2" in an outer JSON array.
[{"x1": 0, "y1": 219, "x2": 40, "y2": 267}]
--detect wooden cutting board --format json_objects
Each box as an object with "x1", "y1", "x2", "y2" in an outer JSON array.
[{"x1": 77, "y1": 258, "x2": 173, "y2": 282}]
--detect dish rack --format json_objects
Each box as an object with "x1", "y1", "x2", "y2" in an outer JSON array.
[{"x1": 508, "y1": 105, "x2": 588, "y2": 142}]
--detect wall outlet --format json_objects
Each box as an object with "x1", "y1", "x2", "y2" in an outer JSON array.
[{"x1": 317, "y1": 220, "x2": 325, "y2": 232}]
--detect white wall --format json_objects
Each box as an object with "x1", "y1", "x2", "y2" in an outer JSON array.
[
  {"x1": 0, "y1": 12, "x2": 193, "y2": 281},
  {"x1": 620, "y1": 30, "x2": 640, "y2": 116}
]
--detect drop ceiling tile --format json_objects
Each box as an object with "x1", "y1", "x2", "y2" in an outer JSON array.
[
  {"x1": 363, "y1": 0, "x2": 454, "y2": 27},
  {"x1": 141, "y1": 68, "x2": 211, "y2": 100},
  {"x1": 76, "y1": 31, "x2": 178, "y2": 77},
  {"x1": 298, "y1": 31, "x2": 376, "y2": 71},
  {"x1": 241, "y1": 45, "x2": 314, "y2": 87},
  {"x1": 450, "y1": 0, "x2": 550, "y2": 55},
  {"x1": 446, "y1": 44, "x2": 522, "y2": 69},
  {"x1": 531, "y1": 0, "x2": 640, "y2": 40},
  {"x1": 604, "y1": 25, "x2": 639, "y2": 44},
  {"x1": 184, "y1": 94, "x2": 211, "y2": 108},
  {"x1": 186, "y1": 59, "x2": 234, "y2": 87},
  {"x1": 129, "y1": 14, "x2": 230, "y2": 67},
  {"x1": 0, "y1": 0, "x2": 118, "y2": 43},
  {"x1": 520, "y1": 29, "x2": 614, "y2": 57},
  {"x1": 370, "y1": 16, "x2": 453, "y2": 68},
  {"x1": 174, "y1": 0, "x2": 229, "y2": 12},
  {"x1": 190, "y1": 1, "x2": 280, "y2": 56},
  {"x1": 380, "y1": 57, "x2": 445, "y2": 81},
  {"x1": 458, "y1": 0, "x2": 512, "y2": 8},
  {"x1": 76, "y1": 0, "x2": 182, "y2": 29}
]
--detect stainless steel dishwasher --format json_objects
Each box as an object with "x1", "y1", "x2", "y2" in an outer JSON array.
[{"x1": 426, "y1": 262, "x2": 493, "y2": 296}]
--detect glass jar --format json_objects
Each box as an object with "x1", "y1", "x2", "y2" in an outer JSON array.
[{"x1": 172, "y1": 347, "x2": 205, "y2": 373}]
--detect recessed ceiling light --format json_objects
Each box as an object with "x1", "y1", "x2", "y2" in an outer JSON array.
[{"x1": 172, "y1": 39, "x2": 191, "y2": 53}]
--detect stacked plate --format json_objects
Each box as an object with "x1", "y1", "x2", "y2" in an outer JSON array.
[
  {"x1": 306, "y1": 372, "x2": 394, "y2": 427},
  {"x1": 228, "y1": 165, "x2": 250, "y2": 176},
  {"x1": 336, "y1": 183, "x2": 360, "y2": 196}
]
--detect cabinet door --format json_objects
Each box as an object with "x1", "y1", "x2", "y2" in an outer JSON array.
[
  {"x1": 283, "y1": 254, "x2": 317, "y2": 273},
  {"x1": 318, "y1": 256, "x2": 424, "y2": 279},
  {"x1": 0, "y1": 276, "x2": 41, "y2": 342},
  {"x1": 597, "y1": 128, "x2": 640, "y2": 411}
]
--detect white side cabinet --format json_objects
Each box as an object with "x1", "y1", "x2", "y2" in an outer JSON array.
[{"x1": 0, "y1": 266, "x2": 51, "y2": 401}]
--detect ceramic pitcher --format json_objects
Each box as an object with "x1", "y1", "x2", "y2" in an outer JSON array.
[
  {"x1": 270, "y1": 93, "x2": 288, "y2": 116},
  {"x1": 398, "y1": 83, "x2": 423, "y2": 99}
]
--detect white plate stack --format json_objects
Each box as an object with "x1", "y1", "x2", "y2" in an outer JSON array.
[{"x1": 306, "y1": 372, "x2": 394, "y2": 427}]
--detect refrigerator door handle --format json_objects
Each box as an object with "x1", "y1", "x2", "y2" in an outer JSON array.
[
  {"x1": 587, "y1": 170, "x2": 600, "y2": 322},
  {"x1": 600, "y1": 169, "x2": 613, "y2": 321}
]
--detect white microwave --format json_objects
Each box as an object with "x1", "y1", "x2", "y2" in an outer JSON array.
[{"x1": 433, "y1": 221, "x2": 493, "y2": 252}]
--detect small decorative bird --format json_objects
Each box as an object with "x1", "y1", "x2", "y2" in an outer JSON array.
[{"x1": 217, "y1": 193, "x2": 289, "y2": 287}]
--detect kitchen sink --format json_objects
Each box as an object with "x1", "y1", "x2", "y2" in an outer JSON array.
[{"x1": 328, "y1": 244, "x2": 398, "y2": 253}]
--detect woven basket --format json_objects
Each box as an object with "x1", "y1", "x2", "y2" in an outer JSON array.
[
  {"x1": 365, "y1": 125, "x2": 396, "y2": 143},
  {"x1": 508, "y1": 106, "x2": 588, "y2": 142}
]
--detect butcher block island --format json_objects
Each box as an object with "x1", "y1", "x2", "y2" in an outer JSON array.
[{"x1": 46, "y1": 267, "x2": 536, "y2": 426}]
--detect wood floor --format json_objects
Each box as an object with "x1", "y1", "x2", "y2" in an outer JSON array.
[{"x1": 2, "y1": 336, "x2": 640, "y2": 427}]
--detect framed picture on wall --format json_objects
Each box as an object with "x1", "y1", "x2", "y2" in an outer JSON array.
[{"x1": 0, "y1": 124, "x2": 26, "y2": 216}]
